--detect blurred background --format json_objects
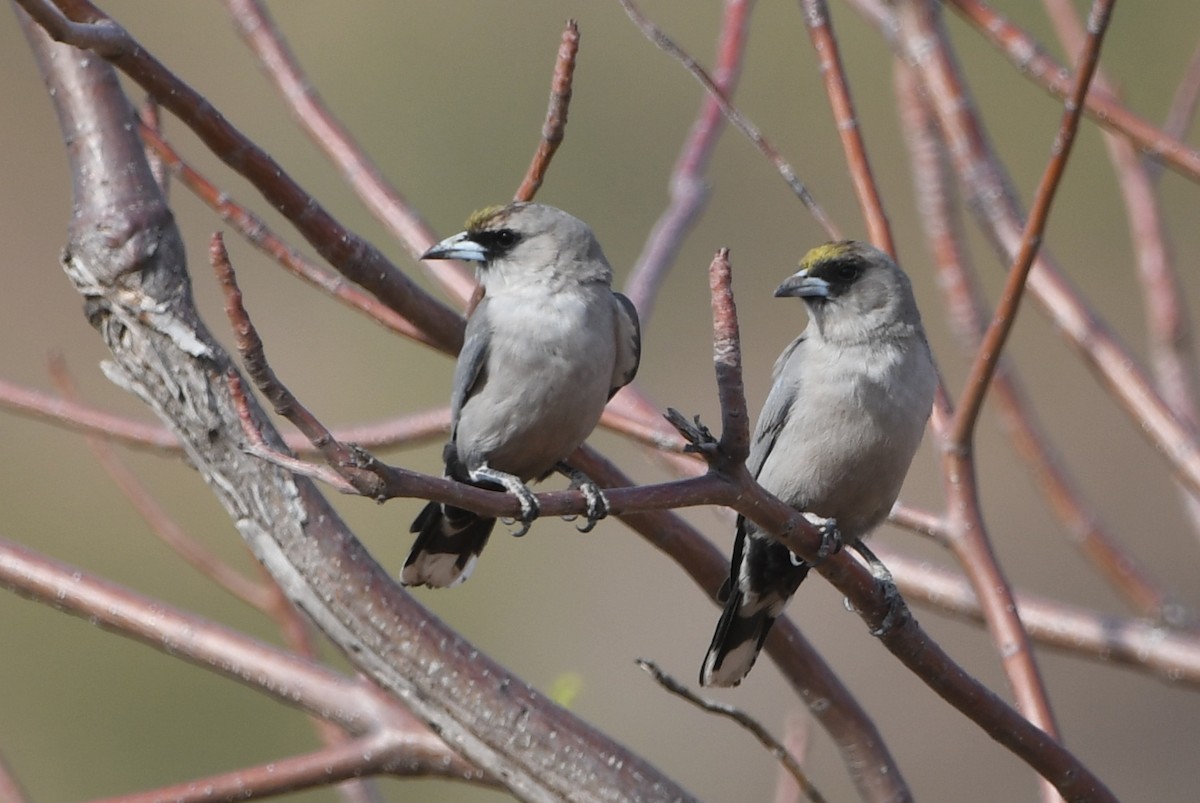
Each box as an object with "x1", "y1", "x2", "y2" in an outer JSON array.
[{"x1": 2, "y1": 1, "x2": 1199, "y2": 800}]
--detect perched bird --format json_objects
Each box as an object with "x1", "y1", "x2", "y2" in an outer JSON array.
[
  {"x1": 700, "y1": 241, "x2": 936, "y2": 687},
  {"x1": 402, "y1": 202, "x2": 641, "y2": 588}
]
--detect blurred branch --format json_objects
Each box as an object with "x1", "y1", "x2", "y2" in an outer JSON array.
[
  {"x1": 0, "y1": 536, "x2": 492, "y2": 793},
  {"x1": 625, "y1": 0, "x2": 754, "y2": 324},
  {"x1": 1151, "y1": 35, "x2": 1200, "y2": 182},
  {"x1": 882, "y1": 547, "x2": 1200, "y2": 688},
  {"x1": 1041, "y1": 0, "x2": 1200, "y2": 549},
  {"x1": 945, "y1": 0, "x2": 1200, "y2": 184},
  {"x1": 0, "y1": 752, "x2": 28, "y2": 803},
  {"x1": 21, "y1": 0, "x2": 467, "y2": 353},
  {"x1": 894, "y1": 63, "x2": 1181, "y2": 621},
  {"x1": 950, "y1": 0, "x2": 1111, "y2": 446},
  {"x1": 619, "y1": 0, "x2": 842, "y2": 240},
  {"x1": 137, "y1": 122, "x2": 436, "y2": 347}
]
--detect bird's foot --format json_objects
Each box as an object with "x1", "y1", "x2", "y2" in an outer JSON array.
[
  {"x1": 802, "y1": 513, "x2": 842, "y2": 563},
  {"x1": 663, "y1": 408, "x2": 719, "y2": 458},
  {"x1": 557, "y1": 464, "x2": 610, "y2": 533},
  {"x1": 469, "y1": 464, "x2": 540, "y2": 537},
  {"x1": 851, "y1": 540, "x2": 909, "y2": 637}
]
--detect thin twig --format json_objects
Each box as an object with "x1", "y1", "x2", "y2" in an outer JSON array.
[
  {"x1": 945, "y1": 0, "x2": 1200, "y2": 184},
  {"x1": 709, "y1": 249, "x2": 750, "y2": 463},
  {"x1": 798, "y1": 0, "x2": 893, "y2": 253},
  {"x1": 22, "y1": 0, "x2": 467, "y2": 352},
  {"x1": 894, "y1": 63, "x2": 1180, "y2": 621},
  {"x1": 951, "y1": 0, "x2": 1113, "y2": 445},
  {"x1": 210, "y1": 234, "x2": 386, "y2": 497},
  {"x1": 637, "y1": 660, "x2": 829, "y2": 803},
  {"x1": 138, "y1": 123, "x2": 436, "y2": 347},
  {"x1": 619, "y1": 0, "x2": 841, "y2": 240},
  {"x1": 624, "y1": 0, "x2": 754, "y2": 324},
  {"x1": 1150, "y1": 35, "x2": 1200, "y2": 182},
  {"x1": 514, "y1": 20, "x2": 579, "y2": 202}
]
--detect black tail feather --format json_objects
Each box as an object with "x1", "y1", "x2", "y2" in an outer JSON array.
[
  {"x1": 401, "y1": 502, "x2": 496, "y2": 588},
  {"x1": 700, "y1": 589, "x2": 779, "y2": 687}
]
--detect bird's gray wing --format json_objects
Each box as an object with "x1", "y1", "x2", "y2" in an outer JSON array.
[
  {"x1": 608, "y1": 291, "x2": 642, "y2": 399},
  {"x1": 450, "y1": 297, "x2": 493, "y2": 434},
  {"x1": 745, "y1": 335, "x2": 805, "y2": 479}
]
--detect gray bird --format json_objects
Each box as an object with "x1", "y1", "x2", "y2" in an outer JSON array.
[
  {"x1": 701, "y1": 241, "x2": 936, "y2": 687},
  {"x1": 402, "y1": 202, "x2": 641, "y2": 588}
]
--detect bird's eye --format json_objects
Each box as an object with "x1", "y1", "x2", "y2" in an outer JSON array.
[
  {"x1": 835, "y1": 263, "x2": 860, "y2": 282},
  {"x1": 493, "y1": 229, "x2": 518, "y2": 248}
]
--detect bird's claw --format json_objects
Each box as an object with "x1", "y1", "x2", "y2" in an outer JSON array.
[
  {"x1": 802, "y1": 512, "x2": 842, "y2": 563},
  {"x1": 556, "y1": 463, "x2": 610, "y2": 533},
  {"x1": 502, "y1": 485, "x2": 540, "y2": 537},
  {"x1": 664, "y1": 408, "x2": 719, "y2": 456},
  {"x1": 573, "y1": 481, "x2": 609, "y2": 533},
  {"x1": 849, "y1": 540, "x2": 909, "y2": 637}
]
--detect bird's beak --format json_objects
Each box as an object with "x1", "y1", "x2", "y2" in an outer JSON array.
[
  {"x1": 774, "y1": 269, "x2": 830, "y2": 299},
  {"x1": 422, "y1": 231, "x2": 488, "y2": 263}
]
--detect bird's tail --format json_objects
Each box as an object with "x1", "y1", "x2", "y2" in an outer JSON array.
[
  {"x1": 700, "y1": 534, "x2": 811, "y2": 687},
  {"x1": 401, "y1": 502, "x2": 497, "y2": 588},
  {"x1": 700, "y1": 588, "x2": 780, "y2": 688}
]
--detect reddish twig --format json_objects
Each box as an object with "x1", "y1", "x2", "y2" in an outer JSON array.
[
  {"x1": 21, "y1": 0, "x2": 467, "y2": 352},
  {"x1": 895, "y1": 64, "x2": 1179, "y2": 621},
  {"x1": 514, "y1": 20, "x2": 579, "y2": 202},
  {"x1": 1042, "y1": 0, "x2": 1200, "y2": 548},
  {"x1": 226, "y1": 372, "x2": 358, "y2": 494},
  {"x1": 624, "y1": 0, "x2": 754, "y2": 323},
  {"x1": 709, "y1": 249, "x2": 749, "y2": 462},
  {"x1": 210, "y1": 234, "x2": 386, "y2": 498},
  {"x1": 945, "y1": 0, "x2": 1200, "y2": 185},
  {"x1": 138, "y1": 123, "x2": 436, "y2": 348},
  {"x1": 223, "y1": 0, "x2": 476, "y2": 309},
  {"x1": 951, "y1": 0, "x2": 1113, "y2": 445},
  {"x1": 619, "y1": 0, "x2": 841, "y2": 240},
  {"x1": 798, "y1": 0, "x2": 893, "y2": 253}
]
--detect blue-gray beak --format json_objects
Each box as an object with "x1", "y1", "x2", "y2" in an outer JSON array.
[{"x1": 422, "y1": 231, "x2": 488, "y2": 262}]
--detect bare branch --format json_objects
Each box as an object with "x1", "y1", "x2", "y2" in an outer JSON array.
[
  {"x1": 798, "y1": 0, "x2": 893, "y2": 252},
  {"x1": 514, "y1": 20, "x2": 579, "y2": 202},
  {"x1": 624, "y1": 0, "x2": 754, "y2": 323},
  {"x1": 945, "y1": 0, "x2": 1200, "y2": 184},
  {"x1": 951, "y1": 0, "x2": 1113, "y2": 445},
  {"x1": 637, "y1": 660, "x2": 829, "y2": 803},
  {"x1": 619, "y1": 0, "x2": 841, "y2": 240}
]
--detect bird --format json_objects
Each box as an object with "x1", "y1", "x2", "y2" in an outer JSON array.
[
  {"x1": 401, "y1": 202, "x2": 641, "y2": 588},
  {"x1": 700, "y1": 241, "x2": 937, "y2": 687}
]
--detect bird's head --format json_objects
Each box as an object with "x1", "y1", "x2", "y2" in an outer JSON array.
[
  {"x1": 775, "y1": 240, "x2": 923, "y2": 343},
  {"x1": 422, "y1": 202, "x2": 612, "y2": 291}
]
